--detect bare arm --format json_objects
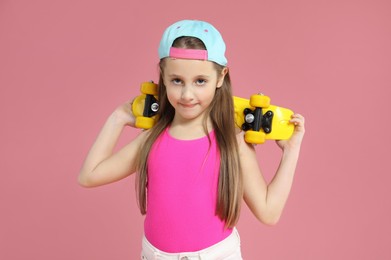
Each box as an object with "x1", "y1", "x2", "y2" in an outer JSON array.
[
  {"x1": 78, "y1": 101, "x2": 147, "y2": 187},
  {"x1": 240, "y1": 114, "x2": 305, "y2": 225}
]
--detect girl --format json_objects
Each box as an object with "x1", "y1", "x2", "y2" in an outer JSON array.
[{"x1": 79, "y1": 20, "x2": 305, "y2": 259}]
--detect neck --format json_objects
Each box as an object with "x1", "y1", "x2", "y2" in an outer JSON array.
[{"x1": 169, "y1": 116, "x2": 213, "y2": 140}]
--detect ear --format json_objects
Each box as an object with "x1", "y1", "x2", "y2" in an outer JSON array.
[{"x1": 216, "y1": 67, "x2": 228, "y2": 88}]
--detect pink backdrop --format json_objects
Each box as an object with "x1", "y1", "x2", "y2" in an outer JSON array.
[{"x1": 1, "y1": 0, "x2": 390, "y2": 259}]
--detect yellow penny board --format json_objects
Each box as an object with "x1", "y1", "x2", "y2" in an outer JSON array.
[
  {"x1": 132, "y1": 82, "x2": 294, "y2": 144},
  {"x1": 233, "y1": 96, "x2": 294, "y2": 144}
]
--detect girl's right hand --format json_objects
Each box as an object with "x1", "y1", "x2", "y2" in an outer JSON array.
[{"x1": 111, "y1": 100, "x2": 136, "y2": 127}]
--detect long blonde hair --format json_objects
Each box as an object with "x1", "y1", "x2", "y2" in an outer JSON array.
[{"x1": 136, "y1": 36, "x2": 242, "y2": 228}]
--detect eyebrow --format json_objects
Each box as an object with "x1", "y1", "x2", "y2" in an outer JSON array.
[{"x1": 167, "y1": 74, "x2": 211, "y2": 78}]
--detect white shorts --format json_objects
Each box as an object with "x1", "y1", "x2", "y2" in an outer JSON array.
[{"x1": 141, "y1": 228, "x2": 243, "y2": 259}]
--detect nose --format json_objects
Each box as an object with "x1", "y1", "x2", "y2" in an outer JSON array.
[{"x1": 181, "y1": 85, "x2": 194, "y2": 101}]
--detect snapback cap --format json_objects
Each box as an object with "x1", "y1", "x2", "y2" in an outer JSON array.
[{"x1": 158, "y1": 20, "x2": 227, "y2": 66}]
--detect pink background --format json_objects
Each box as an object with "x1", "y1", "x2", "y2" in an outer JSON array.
[{"x1": 1, "y1": 0, "x2": 390, "y2": 259}]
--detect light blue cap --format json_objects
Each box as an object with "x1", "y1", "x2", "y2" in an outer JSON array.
[{"x1": 158, "y1": 20, "x2": 228, "y2": 66}]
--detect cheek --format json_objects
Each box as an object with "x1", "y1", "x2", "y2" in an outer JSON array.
[
  {"x1": 198, "y1": 88, "x2": 216, "y2": 104},
  {"x1": 165, "y1": 87, "x2": 178, "y2": 105}
]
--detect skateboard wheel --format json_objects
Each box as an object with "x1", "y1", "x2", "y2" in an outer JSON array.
[
  {"x1": 131, "y1": 95, "x2": 146, "y2": 117},
  {"x1": 141, "y1": 82, "x2": 158, "y2": 95},
  {"x1": 250, "y1": 95, "x2": 270, "y2": 108},
  {"x1": 244, "y1": 130, "x2": 266, "y2": 144},
  {"x1": 135, "y1": 116, "x2": 155, "y2": 129}
]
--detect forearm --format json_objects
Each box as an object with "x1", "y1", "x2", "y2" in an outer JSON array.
[
  {"x1": 242, "y1": 114, "x2": 305, "y2": 225},
  {"x1": 265, "y1": 146, "x2": 301, "y2": 222},
  {"x1": 78, "y1": 112, "x2": 126, "y2": 184}
]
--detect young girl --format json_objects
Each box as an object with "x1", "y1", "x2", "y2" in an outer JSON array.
[{"x1": 79, "y1": 20, "x2": 305, "y2": 259}]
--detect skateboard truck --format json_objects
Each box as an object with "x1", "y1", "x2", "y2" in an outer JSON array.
[
  {"x1": 242, "y1": 108, "x2": 273, "y2": 134},
  {"x1": 143, "y1": 94, "x2": 159, "y2": 117}
]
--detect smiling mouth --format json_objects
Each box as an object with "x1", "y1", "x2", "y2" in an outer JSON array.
[{"x1": 180, "y1": 103, "x2": 197, "y2": 108}]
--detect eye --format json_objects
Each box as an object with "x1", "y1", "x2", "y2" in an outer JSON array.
[
  {"x1": 172, "y1": 78, "x2": 183, "y2": 85},
  {"x1": 195, "y1": 79, "x2": 207, "y2": 86}
]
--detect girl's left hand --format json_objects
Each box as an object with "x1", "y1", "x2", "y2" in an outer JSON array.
[{"x1": 276, "y1": 113, "x2": 305, "y2": 151}]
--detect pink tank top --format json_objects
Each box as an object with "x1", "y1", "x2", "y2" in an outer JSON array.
[{"x1": 144, "y1": 128, "x2": 232, "y2": 252}]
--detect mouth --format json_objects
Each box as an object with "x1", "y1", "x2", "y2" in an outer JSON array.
[{"x1": 179, "y1": 103, "x2": 197, "y2": 108}]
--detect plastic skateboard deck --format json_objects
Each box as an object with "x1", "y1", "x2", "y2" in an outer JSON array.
[
  {"x1": 132, "y1": 82, "x2": 294, "y2": 144},
  {"x1": 233, "y1": 96, "x2": 294, "y2": 144}
]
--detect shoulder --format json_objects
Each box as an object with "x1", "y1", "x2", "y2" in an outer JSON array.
[
  {"x1": 134, "y1": 129, "x2": 152, "y2": 143},
  {"x1": 122, "y1": 129, "x2": 152, "y2": 151},
  {"x1": 115, "y1": 129, "x2": 152, "y2": 166}
]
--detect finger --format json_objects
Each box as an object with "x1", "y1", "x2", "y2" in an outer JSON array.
[
  {"x1": 290, "y1": 118, "x2": 305, "y2": 128},
  {"x1": 290, "y1": 114, "x2": 305, "y2": 124},
  {"x1": 292, "y1": 113, "x2": 304, "y2": 119},
  {"x1": 290, "y1": 117, "x2": 302, "y2": 123},
  {"x1": 129, "y1": 98, "x2": 137, "y2": 109}
]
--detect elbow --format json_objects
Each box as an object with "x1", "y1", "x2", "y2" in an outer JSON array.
[
  {"x1": 78, "y1": 173, "x2": 95, "y2": 188},
  {"x1": 261, "y1": 216, "x2": 280, "y2": 226},
  {"x1": 255, "y1": 211, "x2": 281, "y2": 226},
  {"x1": 78, "y1": 175, "x2": 89, "y2": 188}
]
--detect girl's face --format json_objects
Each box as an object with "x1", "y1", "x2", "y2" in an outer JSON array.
[{"x1": 162, "y1": 58, "x2": 227, "y2": 124}]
